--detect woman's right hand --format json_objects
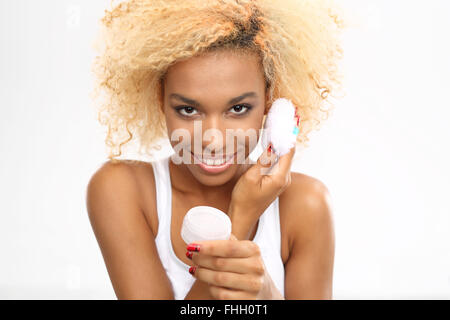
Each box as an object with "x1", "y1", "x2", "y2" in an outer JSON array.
[{"x1": 228, "y1": 145, "x2": 296, "y2": 240}]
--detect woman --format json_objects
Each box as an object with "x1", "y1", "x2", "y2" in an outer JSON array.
[{"x1": 87, "y1": 0, "x2": 345, "y2": 299}]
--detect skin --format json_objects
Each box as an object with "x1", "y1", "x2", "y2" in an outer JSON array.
[{"x1": 86, "y1": 49, "x2": 335, "y2": 299}]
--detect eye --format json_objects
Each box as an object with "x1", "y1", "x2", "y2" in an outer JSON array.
[
  {"x1": 175, "y1": 106, "x2": 198, "y2": 117},
  {"x1": 229, "y1": 104, "x2": 252, "y2": 115}
]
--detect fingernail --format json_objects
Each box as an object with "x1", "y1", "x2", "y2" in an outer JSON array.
[
  {"x1": 267, "y1": 144, "x2": 272, "y2": 155},
  {"x1": 186, "y1": 251, "x2": 193, "y2": 260},
  {"x1": 187, "y1": 244, "x2": 201, "y2": 252},
  {"x1": 294, "y1": 112, "x2": 300, "y2": 126},
  {"x1": 188, "y1": 266, "x2": 197, "y2": 275}
]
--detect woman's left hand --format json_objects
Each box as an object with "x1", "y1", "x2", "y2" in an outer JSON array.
[{"x1": 186, "y1": 234, "x2": 274, "y2": 300}]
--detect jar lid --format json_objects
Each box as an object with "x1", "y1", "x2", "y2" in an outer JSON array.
[{"x1": 181, "y1": 206, "x2": 232, "y2": 245}]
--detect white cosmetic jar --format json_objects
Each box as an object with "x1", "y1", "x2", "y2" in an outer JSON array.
[{"x1": 181, "y1": 206, "x2": 232, "y2": 244}]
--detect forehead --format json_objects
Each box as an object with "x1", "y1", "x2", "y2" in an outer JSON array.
[{"x1": 164, "y1": 50, "x2": 265, "y2": 95}]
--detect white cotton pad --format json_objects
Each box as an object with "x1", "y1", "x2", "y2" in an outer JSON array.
[
  {"x1": 261, "y1": 98, "x2": 300, "y2": 156},
  {"x1": 181, "y1": 206, "x2": 232, "y2": 244}
]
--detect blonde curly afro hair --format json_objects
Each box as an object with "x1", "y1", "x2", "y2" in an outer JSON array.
[{"x1": 90, "y1": 0, "x2": 346, "y2": 162}]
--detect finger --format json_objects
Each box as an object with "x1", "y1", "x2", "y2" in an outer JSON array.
[
  {"x1": 187, "y1": 239, "x2": 260, "y2": 258},
  {"x1": 229, "y1": 233, "x2": 238, "y2": 241},
  {"x1": 192, "y1": 267, "x2": 263, "y2": 293},
  {"x1": 246, "y1": 147, "x2": 279, "y2": 180},
  {"x1": 209, "y1": 285, "x2": 256, "y2": 300},
  {"x1": 268, "y1": 145, "x2": 295, "y2": 177},
  {"x1": 191, "y1": 254, "x2": 265, "y2": 275},
  {"x1": 257, "y1": 144, "x2": 278, "y2": 168}
]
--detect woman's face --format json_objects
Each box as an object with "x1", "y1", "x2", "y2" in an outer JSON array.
[{"x1": 162, "y1": 49, "x2": 267, "y2": 187}]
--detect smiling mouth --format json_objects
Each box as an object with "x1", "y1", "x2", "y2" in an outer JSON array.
[{"x1": 190, "y1": 152, "x2": 237, "y2": 166}]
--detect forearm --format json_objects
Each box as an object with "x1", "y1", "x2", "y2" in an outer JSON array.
[{"x1": 228, "y1": 202, "x2": 259, "y2": 240}]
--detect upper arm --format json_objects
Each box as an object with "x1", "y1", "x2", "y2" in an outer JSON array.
[
  {"x1": 86, "y1": 161, "x2": 174, "y2": 299},
  {"x1": 282, "y1": 174, "x2": 335, "y2": 299}
]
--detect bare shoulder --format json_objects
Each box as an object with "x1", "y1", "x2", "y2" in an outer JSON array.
[
  {"x1": 86, "y1": 159, "x2": 158, "y2": 234},
  {"x1": 86, "y1": 160, "x2": 140, "y2": 207},
  {"x1": 279, "y1": 171, "x2": 334, "y2": 255},
  {"x1": 87, "y1": 160, "x2": 145, "y2": 209}
]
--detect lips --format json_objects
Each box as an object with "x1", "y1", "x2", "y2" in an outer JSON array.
[
  {"x1": 195, "y1": 153, "x2": 236, "y2": 174},
  {"x1": 191, "y1": 152, "x2": 236, "y2": 166}
]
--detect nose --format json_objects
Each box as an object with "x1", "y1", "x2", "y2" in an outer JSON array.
[
  {"x1": 202, "y1": 114, "x2": 223, "y2": 132},
  {"x1": 200, "y1": 115, "x2": 225, "y2": 153}
]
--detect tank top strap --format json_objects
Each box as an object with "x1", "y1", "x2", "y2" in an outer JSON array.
[
  {"x1": 253, "y1": 197, "x2": 280, "y2": 246},
  {"x1": 252, "y1": 197, "x2": 285, "y2": 296},
  {"x1": 152, "y1": 156, "x2": 196, "y2": 299},
  {"x1": 151, "y1": 156, "x2": 171, "y2": 238}
]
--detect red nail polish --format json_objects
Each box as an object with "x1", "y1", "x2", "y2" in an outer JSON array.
[
  {"x1": 267, "y1": 144, "x2": 272, "y2": 155},
  {"x1": 187, "y1": 244, "x2": 201, "y2": 252},
  {"x1": 189, "y1": 266, "x2": 196, "y2": 275},
  {"x1": 186, "y1": 251, "x2": 193, "y2": 260}
]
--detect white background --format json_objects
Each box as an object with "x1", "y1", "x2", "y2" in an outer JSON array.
[{"x1": 0, "y1": 0, "x2": 448, "y2": 299}]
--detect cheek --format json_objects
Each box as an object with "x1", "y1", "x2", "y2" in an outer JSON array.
[
  {"x1": 164, "y1": 117, "x2": 192, "y2": 149},
  {"x1": 168, "y1": 128, "x2": 195, "y2": 150},
  {"x1": 225, "y1": 125, "x2": 261, "y2": 157},
  {"x1": 165, "y1": 113, "x2": 192, "y2": 139}
]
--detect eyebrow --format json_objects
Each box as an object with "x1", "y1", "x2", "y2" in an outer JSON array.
[{"x1": 169, "y1": 92, "x2": 257, "y2": 107}]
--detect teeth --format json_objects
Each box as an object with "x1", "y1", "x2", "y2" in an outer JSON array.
[
  {"x1": 196, "y1": 154, "x2": 234, "y2": 166},
  {"x1": 203, "y1": 158, "x2": 224, "y2": 166}
]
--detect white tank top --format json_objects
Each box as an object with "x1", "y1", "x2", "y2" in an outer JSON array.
[{"x1": 151, "y1": 156, "x2": 285, "y2": 300}]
